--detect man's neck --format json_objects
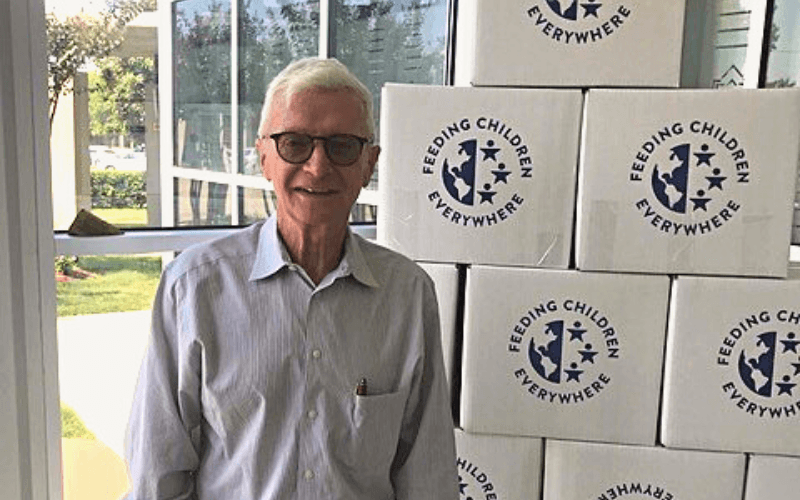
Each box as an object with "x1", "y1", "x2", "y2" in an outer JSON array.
[{"x1": 277, "y1": 217, "x2": 347, "y2": 286}]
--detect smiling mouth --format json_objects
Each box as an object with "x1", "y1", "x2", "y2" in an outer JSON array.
[{"x1": 296, "y1": 187, "x2": 335, "y2": 195}]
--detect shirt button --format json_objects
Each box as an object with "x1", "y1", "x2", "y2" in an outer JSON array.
[
  {"x1": 304, "y1": 469, "x2": 314, "y2": 481},
  {"x1": 307, "y1": 409, "x2": 317, "y2": 420},
  {"x1": 311, "y1": 349, "x2": 322, "y2": 359}
]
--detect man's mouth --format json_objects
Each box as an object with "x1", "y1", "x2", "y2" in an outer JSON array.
[{"x1": 296, "y1": 187, "x2": 334, "y2": 195}]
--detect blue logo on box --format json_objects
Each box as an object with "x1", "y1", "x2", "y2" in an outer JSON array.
[
  {"x1": 629, "y1": 120, "x2": 751, "y2": 237},
  {"x1": 457, "y1": 456, "x2": 497, "y2": 500},
  {"x1": 527, "y1": 1, "x2": 633, "y2": 44},
  {"x1": 508, "y1": 299, "x2": 620, "y2": 405},
  {"x1": 717, "y1": 310, "x2": 800, "y2": 419},
  {"x1": 596, "y1": 483, "x2": 676, "y2": 499},
  {"x1": 422, "y1": 117, "x2": 533, "y2": 228}
]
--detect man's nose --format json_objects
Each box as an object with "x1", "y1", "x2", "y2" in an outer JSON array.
[{"x1": 303, "y1": 140, "x2": 333, "y2": 175}]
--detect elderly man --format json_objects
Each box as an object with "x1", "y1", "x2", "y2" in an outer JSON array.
[{"x1": 124, "y1": 57, "x2": 458, "y2": 499}]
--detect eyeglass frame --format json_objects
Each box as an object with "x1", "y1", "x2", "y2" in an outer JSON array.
[{"x1": 262, "y1": 132, "x2": 374, "y2": 167}]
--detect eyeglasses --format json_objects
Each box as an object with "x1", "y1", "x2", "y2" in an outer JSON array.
[{"x1": 266, "y1": 132, "x2": 372, "y2": 166}]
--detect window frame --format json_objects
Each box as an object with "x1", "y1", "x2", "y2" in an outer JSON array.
[{"x1": 2, "y1": 0, "x2": 61, "y2": 498}]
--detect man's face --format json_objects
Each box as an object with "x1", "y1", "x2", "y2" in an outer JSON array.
[{"x1": 257, "y1": 88, "x2": 379, "y2": 236}]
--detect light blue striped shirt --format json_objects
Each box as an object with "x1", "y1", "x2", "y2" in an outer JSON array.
[{"x1": 124, "y1": 216, "x2": 458, "y2": 499}]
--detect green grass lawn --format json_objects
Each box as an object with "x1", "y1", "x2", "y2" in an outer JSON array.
[
  {"x1": 91, "y1": 207, "x2": 148, "y2": 227},
  {"x1": 56, "y1": 255, "x2": 162, "y2": 317}
]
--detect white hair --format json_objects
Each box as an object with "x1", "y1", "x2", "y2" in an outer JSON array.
[{"x1": 258, "y1": 57, "x2": 375, "y2": 139}]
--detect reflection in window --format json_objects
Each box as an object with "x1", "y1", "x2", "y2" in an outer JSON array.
[
  {"x1": 766, "y1": 0, "x2": 800, "y2": 87},
  {"x1": 175, "y1": 177, "x2": 232, "y2": 225},
  {"x1": 767, "y1": 1, "x2": 800, "y2": 244},
  {"x1": 173, "y1": 0, "x2": 233, "y2": 226},
  {"x1": 239, "y1": 0, "x2": 320, "y2": 175},
  {"x1": 709, "y1": 0, "x2": 753, "y2": 87},
  {"x1": 335, "y1": 0, "x2": 447, "y2": 138},
  {"x1": 240, "y1": 186, "x2": 278, "y2": 226}
]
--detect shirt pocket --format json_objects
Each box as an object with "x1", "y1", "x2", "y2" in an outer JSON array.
[{"x1": 346, "y1": 390, "x2": 408, "y2": 474}]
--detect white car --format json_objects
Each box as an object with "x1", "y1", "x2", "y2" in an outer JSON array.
[{"x1": 90, "y1": 147, "x2": 146, "y2": 171}]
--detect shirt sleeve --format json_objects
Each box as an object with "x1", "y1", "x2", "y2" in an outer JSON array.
[
  {"x1": 124, "y1": 272, "x2": 203, "y2": 500},
  {"x1": 391, "y1": 275, "x2": 459, "y2": 499}
]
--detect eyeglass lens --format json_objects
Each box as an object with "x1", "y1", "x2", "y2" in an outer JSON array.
[{"x1": 276, "y1": 134, "x2": 363, "y2": 165}]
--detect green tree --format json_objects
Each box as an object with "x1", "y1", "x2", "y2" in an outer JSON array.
[
  {"x1": 46, "y1": 0, "x2": 154, "y2": 130},
  {"x1": 766, "y1": 77, "x2": 797, "y2": 88},
  {"x1": 766, "y1": 5, "x2": 796, "y2": 88},
  {"x1": 88, "y1": 56, "x2": 155, "y2": 144}
]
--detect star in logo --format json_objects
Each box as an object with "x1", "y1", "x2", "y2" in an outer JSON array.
[
  {"x1": 459, "y1": 476, "x2": 474, "y2": 500},
  {"x1": 792, "y1": 358, "x2": 800, "y2": 376},
  {"x1": 694, "y1": 144, "x2": 715, "y2": 167},
  {"x1": 568, "y1": 321, "x2": 586, "y2": 342},
  {"x1": 776, "y1": 375, "x2": 796, "y2": 396},
  {"x1": 564, "y1": 362, "x2": 583, "y2": 382},
  {"x1": 478, "y1": 184, "x2": 497, "y2": 204},
  {"x1": 481, "y1": 140, "x2": 500, "y2": 162},
  {"x1": 781, "y1": 332, "x2": 800, "y2": 353},
  {"x1": 578, "y1": 344, "x2": 598, "y2": 364},
  {"x1": 690, "y1": 190, "x2": 711, "y2": 211},
  {"x1": 492, "y1": 163, "x2": 511, "y2": 184},
  {"x1": 582, "y1": 0, "x2": 601, "y2": 17},
  {"x1": 706, "y1": 168, "x2": 726, "y2": 191}
]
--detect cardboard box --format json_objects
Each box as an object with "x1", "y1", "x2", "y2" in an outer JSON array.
[
  {"x1": 576, "y1": 89, "x2": 800, "y2": 277},
  {"x1": 744, "y1": 454, "x2": 800, "y2": 500},
  {"x1": 378, "y1": 84, "x2": 582, "y2": 267},
  {"x1": 454, "y1": 0, "x2": 685, "y2": 87},
  {"x1": 455, "y1": 429, "x2": 543, "y2": 500},
  {"x1": 461, "y1": 266, "x2": 669, "y2": 444},
  {"x1": 544, "y1": 440, "x2": 745, "y2": 500},
  {"x1": 662, "y1": 276, "x2": 800, "y2": 456},
  {"x1": 418, "y1": 262, "x2": 460, "y2": 387}
]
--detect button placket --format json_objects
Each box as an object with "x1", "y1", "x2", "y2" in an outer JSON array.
[{"x1": 301, "y1": 295, "x2": 323, "y2": 489}]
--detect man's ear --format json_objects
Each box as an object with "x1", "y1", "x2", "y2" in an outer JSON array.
[
  {"x1": 363, "y1": 145, "x2": 380, "y2": 187},
  {"x1": 257, "y1": 137, "x2": 272, "y2": 181}
]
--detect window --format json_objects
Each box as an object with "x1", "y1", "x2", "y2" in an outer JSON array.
[{"x1": 165, "y1": 0, "x2": 449, "y2": 227}]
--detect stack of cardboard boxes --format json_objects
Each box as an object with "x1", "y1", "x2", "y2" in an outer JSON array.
[{"x1": 378, "y1": 1, "x2": 800, "y2": 499}]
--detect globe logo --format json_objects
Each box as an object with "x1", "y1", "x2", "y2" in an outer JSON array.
[
  {"x1": 528, "y1": 319, "x2": 599, "y2": 385},
  {"x1": 423, "y1": 117, "x2": 532, "y2": 229},
  {"x1": 510, "y1": 300, "x2": 618, "y2": 404},
  {"x1": 737, "y1": 331, "x2": 800, "y2": 399},
  {"x1": 650, "y1": 142, "x2": 724, "y2": 215},
  {"x1": 442, "y1": 138, "x2": 511, "y2": 208},
  {"x1": 629, "y1": 121, "x2": 750, "y2": 237}
]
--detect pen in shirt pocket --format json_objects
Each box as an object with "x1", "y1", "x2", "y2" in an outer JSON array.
[{"x1": 355, "y1": 377, "x2": 368, "y2": 396}]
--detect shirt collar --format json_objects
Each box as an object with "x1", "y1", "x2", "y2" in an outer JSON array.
[
  {"x1": 249, "y1": 216, "x2": 379, "y2": 288},
  {"x1": 341, "y1": 229, "x2": 380, "y2": 288},
  {"x1": 249, "y1": 216, "x2": 291, "y2": 281}
]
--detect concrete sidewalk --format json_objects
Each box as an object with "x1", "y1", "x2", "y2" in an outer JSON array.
[{"x1": 57, "y1": 310, "x2": 151, "y2": 459}]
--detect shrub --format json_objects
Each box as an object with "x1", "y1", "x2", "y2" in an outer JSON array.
[
  {"x1": 61, "y1": 403, "x2": 96, "y2": 440},
  {"x1": 55, "y1": 255, "x2": 79, "y2": 275},
  {"x1": 91, "y1": 170, "x2": 146, "y2": 208}
]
